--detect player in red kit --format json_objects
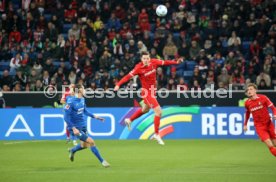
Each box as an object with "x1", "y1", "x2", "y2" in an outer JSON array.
[
  {"x1": 243, "y1": 83, "x2": 276, "y2": 157},
  {"x1": 114, "y1": 51, "x2": 183, "y2": 145}
]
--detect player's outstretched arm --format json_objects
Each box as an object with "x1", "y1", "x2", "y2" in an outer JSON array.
[
  {"x1": 269, "y1": 105, "x2": 276, "y2": 120},
  {"x1": 264, "y1": 96, "x2": 276, "y2": 120},
  {"x1": 154, "y1": 57, "x2": 184, "y2": 66},
  {"x1": 243, "y1": 108, "x2": 250, "y2": 132},
  {"x1": 83, "y1": 104, "x2": 104, "y2": 121},
  {"x1": 114, "y1": 66, "x2": 139, "y2": 91}
]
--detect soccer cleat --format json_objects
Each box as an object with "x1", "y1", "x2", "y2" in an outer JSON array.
[
  {"x1": 152, "y1": 134, "x2": 165, "y2": 145},
  {"x1": 68, "y1": 148, "x2": 74, "y2": 162},
  {"x1": 124, "y1": 118, "x2": 132, "y2": 131},
  {"x1": 101, "y1": 160, "x2": 110, "y2": 168},
  {"x1": 73, "y1": 140, "x2": 78, "y2": 146}
]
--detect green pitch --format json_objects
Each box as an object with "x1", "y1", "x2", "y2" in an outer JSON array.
[{"x1": 1, "y1": 140, "x2": 275, "y2": 182}]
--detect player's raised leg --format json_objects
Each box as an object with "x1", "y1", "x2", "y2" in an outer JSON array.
[{"x1": 125, "y1": 104, "x2": 150, "y2": 130}]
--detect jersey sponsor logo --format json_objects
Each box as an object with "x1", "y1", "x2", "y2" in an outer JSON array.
[
  {"x1": 77, "y1": 108, "x2": 84, "y2": 114},
  {"x1": 250, "y1": 105, "x2": 263, "y2": 112},
  {"x1": 144, "y1": 69, "x2": 156, "y2": 76}
]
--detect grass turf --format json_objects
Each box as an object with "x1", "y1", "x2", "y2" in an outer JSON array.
[{"x1": 0, "y1": 140, "x2": 275, "y2": 182}]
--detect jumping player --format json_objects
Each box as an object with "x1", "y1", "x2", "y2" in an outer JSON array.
[
  {"x1": 114, "y1": 51, "x2": 183, "y2": 145},
  {"x1": 65, "y1": 84, "x2": 110, "y2": 167},
  {"x1": 244, "y1": 83, "x2": 276, "y2": 157}
]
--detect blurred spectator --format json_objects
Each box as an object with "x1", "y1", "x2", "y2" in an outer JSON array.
[
  {"x1": 250, "y1": 40, "x2": 261, "y2": 57},
  {"x1": 68, "y1": 24, "x2": 80, "y2": 41},
  {"x1": 9, "y1": 26, "x2": 21, "y2": 43},
  {"x1": 64, "y1": 5, "x2": 77, "y2": 23},
  {"x1": 42, "y1": 70, "x2": 50, "y2": 86},
  {"x1": 106, "y1": 13, "x2": 121, "y2": 31},
  {"x1": 29, "y1": 69, "x2": 41, "y2": 89},
  {"x1": 230, "y1": 69, "x2": 245, "y2": 88},
  {"x1": 163, "y1": 38, "x2": 178, "y2": 60},
  {"x1": 177, "y1": 77, "x2": 189, "y2": 91},
  {"x1": 0, "y1": 70, "x2": 13, "y2": 89},
  {"x1": 263, "y1": 42, "x2": 275, "y2": 57},
  {"x1": 189, "y1": 41, "x2": 201, "y2": 60},
  {"x1": 217, "y1": 68, "x2": 230, "y2": 87},
  {"x1": 32, "y1": 79, "x2": 43, "y2": 91},
  {"x1": 258, "y1": 79, "x2": 270, "y2": 90},
  {"x1": 191, "y1": 80, "x2": 201, "y2": 90},
  {"x1": 9, "y1": 53, "x2": 22, "y2": 74},
  {"x1": 256, "y1": 71, "x2": 271, "y2": 88},
  {"x1": 156, "y1": 67, "x2": 167, "y2": 90}
]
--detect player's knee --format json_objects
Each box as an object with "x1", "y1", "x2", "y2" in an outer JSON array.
[
  {"x1": 81, "y1": 142, "x2": 87, "y2": 148},
  {"x1": 87, "y1": 137, "x2": 95, "y2": 146},
  {"x1": 142, "y1": 107, "x2": 150, "y2": 113},
  {"x1": 155, "y1": 109, "x2": 162, "y2": 117}
]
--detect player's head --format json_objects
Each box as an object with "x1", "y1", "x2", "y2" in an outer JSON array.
[
  {"x1": 245, "y1": 83, "x2": 257, "y2": 98},
  {"x1": 76, "y1": 84, "x2": 85, "y2": 97},
  {"x1": 69, "y1": 84, "x2": 75, "y2": 95},
  {"x1": 140, "y1": 51, "x2": 150, "y2": 66}
]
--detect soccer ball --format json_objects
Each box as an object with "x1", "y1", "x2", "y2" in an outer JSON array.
[{"x1": 156, "y1": 5, "x2": 167, "y2": 17}]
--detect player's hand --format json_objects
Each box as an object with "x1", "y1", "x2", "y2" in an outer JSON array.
[
  {"x1": 72, "y1": 127, "x2": 80, "y2": 136},
  {"x1": 114, "y1": 85, "x2": 120, "y2": 91},
  {"x1": 273, "y1": 115, "x2": 276, "y2": 120},
  {"x1": 243, "y1": 125, "x2": 248, "y2": 132},
  {"x1": 176, "y1": 57, "x2": 184, "y2": 64},
  {"x1": 96, "y1": 116, "x2": 105, "y2": 122}
]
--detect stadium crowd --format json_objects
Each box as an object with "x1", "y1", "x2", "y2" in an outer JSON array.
[{"x1": 0, "y1": 0, "x2": 275, "y2": 92}]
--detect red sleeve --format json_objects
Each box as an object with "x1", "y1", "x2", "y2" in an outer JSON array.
[
  {"x1": 152, "y1": 59, "x2": 178, "y2": 66},
  {"x1": 264, "y1": 95, "x2": 276, "y2": 116},
  {"x1": 116, "y1": 65, "x2": 139, "y2": 87},
  {"x1": 244, "y1": 101, "x2": 250, "y2": 126}
]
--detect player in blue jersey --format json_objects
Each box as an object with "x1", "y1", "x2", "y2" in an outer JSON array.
[{"x1": 65, "y1": 84, "x2": 110, "y2": 167}]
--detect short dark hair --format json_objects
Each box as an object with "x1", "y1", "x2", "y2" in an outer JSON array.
[
  {"x1": 245, "y1": 83, "x2": 257, "y2": 92},
  {"x1": 140, "y1": 51, "x2": 150, "y2": 58},
  {"x1": 76, "y1": 84, "x2": 83, "y2": 89}
]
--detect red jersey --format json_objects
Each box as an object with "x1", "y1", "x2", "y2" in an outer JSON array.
[
  {"x1": 117, "y1": 59, "x2": 178, "y2": 91},
  {"x1": 61, "y1": 90, "x2": 72, "y2": 102},
  {"x1": 244, "y1": 94, "x2": 276, "y2": 127}
]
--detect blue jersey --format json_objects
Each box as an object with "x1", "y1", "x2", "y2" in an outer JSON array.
[
  {"x1": 63, "y1": 95, "x2": 75, "y2": 122},
  {"x1": 64, "y1": 97, "x2": 95, "y2": 129}
]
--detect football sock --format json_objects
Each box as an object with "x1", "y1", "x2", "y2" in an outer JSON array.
[
  {"x1": 154, "y1": 115, "x2": 161, "y2": 134},
  {"x1": 130, "y1": 108, "x2": 143, "y2": 122},
  {"x1": 91, "y1": 146, "x2": 104, "y2": 163},
  {"x1": 71, "y1": 144, "x2": 84, "y2": 153},
  {"x1": 66, "y1": 129, "x2": 70, "y2": 138},
  {"x1": 269, "y1": 146, "x2": 276, "y2": 157}
]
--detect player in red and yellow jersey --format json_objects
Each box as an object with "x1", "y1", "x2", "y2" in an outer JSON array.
[
  {"x1": 244, "y1": 83, "x2": 276, "y2": 157},
  {"x1": 114, "y1": 51, "x2": 183, "y2": 145}
]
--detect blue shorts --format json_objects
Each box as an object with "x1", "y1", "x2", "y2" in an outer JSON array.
[{"x1": 69, "y1": 127, "x2": 88, "y2": 142}]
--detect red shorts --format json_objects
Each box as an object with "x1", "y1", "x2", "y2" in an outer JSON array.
[
  {"x1": 143, "y1": 95, "x2": 159, "y2": 108},
  {"x1": 255, "y1": 122, "x2": 276, "y2": 141},
  {"x1": 141, "y1": 90, "x2": 159, "y2": 108}
]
